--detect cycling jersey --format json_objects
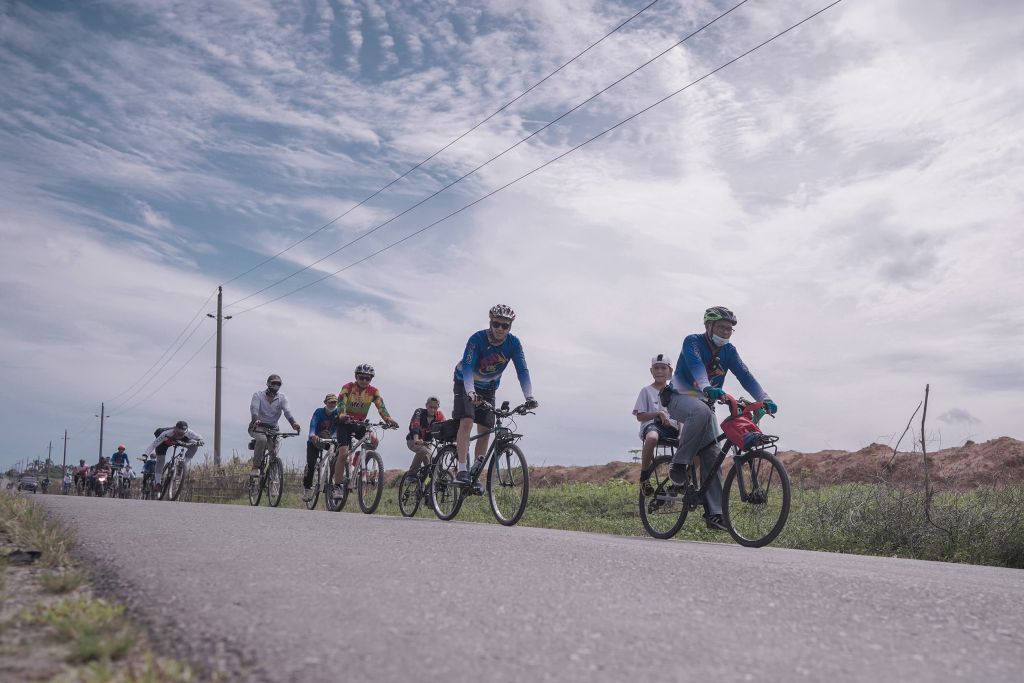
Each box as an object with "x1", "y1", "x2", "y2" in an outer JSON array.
[
  {"x1": 453, "y1": 330, "x2": 533, "y2": 397},
  {"x1": 338, "y1": 382, "x2": 392, "y2": 421},
  {"x1": 142, "y1": 460, "x2": 156, "y2": 474},
  {"x1": 407, "y1": 407, "x2": 447, "y2": 441},
  {"x1": 110, "y1": 451, "x2": 129, "y2": 467},
  {"x1": 671, "y1": 333, "x2": 769, "y2": 401},
  {"x1": 308, "y1": 406, "x2": 340, "y2": 442},
  {"x1": 144, "y1": 428, "x2": 204, "y2": 456}
]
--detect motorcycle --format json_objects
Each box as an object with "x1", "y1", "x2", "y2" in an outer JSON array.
[{"x1": 93, "y1": 468, "x2": 111, "y2": 497}]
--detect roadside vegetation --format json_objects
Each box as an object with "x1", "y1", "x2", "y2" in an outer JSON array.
[
  {"x1": 182, "y1": 460, "x2": 1024, "y2": 568},
  {"x1": 0, "y1": 491, "x2": 200, "y2": 682}
]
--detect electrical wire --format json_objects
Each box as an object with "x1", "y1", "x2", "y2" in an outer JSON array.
[
  {"x1": 219, "y1": 0, "x2": 666, "y2": 288},
  {"x1": 231, "y1": 0, "x2": 845, "y2": 317},
  {"x1": 113, "y1": 330, "x2": 218, "y2": 418},
  {"x1": 224, "y1": 0, "x2": 751, "y2": 310}
]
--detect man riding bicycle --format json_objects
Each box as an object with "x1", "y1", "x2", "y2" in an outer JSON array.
[
  {"x1": 249, "y1": 374, "x2": 301, "y2": 479},
  {"x1": 406, "y1": 396, "x2": 446, "y2": 478},
  {"x1": 452, "y1": 304, "x2": 538, "y2": 489},
  {"x1": 144, "y1": 421, "x2": 204, "y2": 490},
  {"x1": 331, "y1": 364, "x2": 399, "y2": 498},
  {"x1": 664, "y1": 306, "x2": 777, "y2": 531},
  {"x1": 72, "y1": 459, "x2": 88, "y2": 491},
  {"x1": 110, "y1": 444, "x2": 130, "y2": 470},
  {"x1": 302, "y1": 393, "x2": 341, "y2": 502}
]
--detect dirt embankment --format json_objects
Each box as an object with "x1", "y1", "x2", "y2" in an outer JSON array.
[{"x1": 524, "y1": 437, "x2": 1024, "y2": 490}]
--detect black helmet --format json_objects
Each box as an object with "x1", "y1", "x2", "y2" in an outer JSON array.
[
  {"x1": 175, "y1": 420, "x2": 189, "y2": 431},
  {"x1": 267, "y1": 374, "x2": 282, "y2": 386},
  {"x1": 703, "y1": 306, "x2": 737, "y2": 325}
]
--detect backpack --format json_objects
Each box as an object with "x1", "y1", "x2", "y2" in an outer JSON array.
[
  {"x1": 153, "y1": 427, "x2": 174, "y2": 438},
  {"x1": 429, "y1": 419, "x2": 460, "y2": 443}
]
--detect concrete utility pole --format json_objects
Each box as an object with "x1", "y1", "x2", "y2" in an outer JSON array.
[
  {"x1": 62, "y1": 429, "x2": 68, "y2": 473},
  {"x1": 207, "y1": 286, "x2": 231, "y2": 468},
  {"x1": 96, "y1": 402, "x2": 108, "y2": 461}
]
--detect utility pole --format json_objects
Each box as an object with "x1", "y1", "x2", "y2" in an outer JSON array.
[
  {"x1": 62, "y1": 429, "x2": 68, "y2": 474},
  {"x1": 207, "y1": 286, "x2": 232, "y2": 468},
  {"x1": 96, "y1": 402, "x2": 109, "y2": 461}
]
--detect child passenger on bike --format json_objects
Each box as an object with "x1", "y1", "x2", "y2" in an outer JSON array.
[
  {"x1": 303, "y1": 393, "x2": 341, "y2": 502},
  {"x1": 633, "y1": 354, "x2": 680, "y2": 493},
  {"x1": 405, "y1": 396, "x2": 446, "y2": 478}
]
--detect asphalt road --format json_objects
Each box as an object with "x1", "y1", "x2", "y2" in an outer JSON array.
[{"x1": 38, "y1": 495, "x2": 1024, "y2": 682}]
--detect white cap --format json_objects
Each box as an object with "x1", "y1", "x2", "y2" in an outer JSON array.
[{"x1": 651, "y1": 353, "x2": 672, "y2": 368}]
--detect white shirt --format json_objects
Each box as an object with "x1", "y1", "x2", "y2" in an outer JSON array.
[
  {"x1": 250, "y1": 390, "x2": 296, "y2": 426},
  {"x1": 632, "y1": 384, "x2": 676, "y2": 438},
  {"x1": 144, "y1": 428, "x2": 204, "y2": 456}
]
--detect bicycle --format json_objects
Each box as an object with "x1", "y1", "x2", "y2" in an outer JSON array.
[
  {"x1": 326, "y1": 420, "x2": 394, "y2": 514},
  {"x1": 638, "y1": 393, "x2": 791, "y2": 547},
  {"x1": 397, "y1": 430, "x2": 453, "y2": 517},
  {"x1": 430, "y1": 400, "x2": 534, "y2": 526},
  {"x1": 158, "y1": 440, "x2": 202, "y2": 502},
  {"x1": 303, "y1": 437, "x2": 340, "y2": 511},
  {"x1": 248, "y1": 428, "x2": 298, "y2": 507}
]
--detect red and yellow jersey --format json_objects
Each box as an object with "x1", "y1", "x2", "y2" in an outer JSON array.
[{"x1": 338, "y1": 382, "x2": 392, "y2": 421}]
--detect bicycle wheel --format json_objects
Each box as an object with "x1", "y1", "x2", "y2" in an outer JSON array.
[
  {"x1": 430, "y1": 445, "x2": 464, "y2": 521},
  {"x1": 266, "y1": 458, "x2": 284, "y2": 507},
  {"x1": 168, "y1": 461, "x2": 186, "y2": 501},
  {"x1": 397, "y1": 472, "x2": 421, "y2": 517},
  {"x1": 638, "y1": 455, "x2": 689, "y2": 539},
  {"x1": 158, "y1": 464, "x2": 174, "y2": 501},
  {"x1": 487, "y1": 444, "x2": 529, "y2": 526},
  {"x1": 325, "y1": 458, "x2": 349, "y2": 512},
  {"x1": 358, "y1": 452, "x2": 384, "y2": 514},
  {"x1": 305, "y1": 460, "x2": 321, "y2": 511},
  {"x1": 248, "y1": 466, "x2": 264, "y2": 506},
  {"x1": 722, "y1": 450, "x2": 791, "y2": 548}
]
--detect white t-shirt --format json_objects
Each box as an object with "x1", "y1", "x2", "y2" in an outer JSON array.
[{"x1": 633, "y1": 384, "x2": 672, "y2": 438}]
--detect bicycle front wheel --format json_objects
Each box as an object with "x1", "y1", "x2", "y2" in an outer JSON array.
[
  {"x1": 248, "y1": 467, "x2": 264, "y2": 506},
  {"x1": 158, "y1": 464, "x2": 174, "y2": 501},
  {"x1": 430, "y1": 446, "x2": 464, "y2": 521},
  {"x1": 168, "y1": 461, "x2": 186, "y2": 501},
  {"x1": 397, "y1": 472, "x2": 421, "y2": 517},
  {"x1": 305, "y1": 460, "x2": 321, "y2": 511},
  {"x1": 638, "y1": 455, "x2": 689, "y2": 540},
  {"x1": 487, "y1": 444, "x2": 529, "y2": 526},
  {"x1": 267, "y1": 458, "x2": 284, "y2": 507},
  {"x1": 325, "y1": 458, "x2": 348, "y2": 512},
  {"x1": 722, "y1": 450, "x2": 791, "y2": 548},
  {"x1": 358, "y1": 452, "x2": 384, "y2": 514}
]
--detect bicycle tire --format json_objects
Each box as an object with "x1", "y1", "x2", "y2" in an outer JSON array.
[
  {"x1": 158, "y1": 464, "x2": 174, "y2": 501},
  {"x1": 358, "y1": 451, "x2": 384, "y2": 514},
  {"x1": 487, "y1": 443, "x2": 529, "y2": 526},
  {"x1": 267, "y1": 458, "x2": 284, "y2": 507},
  {"x1": 248, "y1": 466, "x2": 264, "y2": 506},
  {"x1": 638, "y1": 455, "x2": 689, "y2": 539},
  {"x1": 397, "y1": 472, "x2": 421, "y2": 517},
  {"x1": 168, "y1": 461, "x2": 186, "y2": 501},
  {"x1": 722, "y1": 450, "x2": 791, "y2": 548},
  {"x1": 305, "y1": 459, "x2": 321, "y2": 510},
  {"x1": 430, "y1": 446, "x2": 464, "y2": 521},
  {"x1": 325, "y1": 458, "x2": 349, "y2": 512}
]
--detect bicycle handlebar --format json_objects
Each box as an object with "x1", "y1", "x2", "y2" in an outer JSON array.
[
  {"x1": 477, "y1": 400, "x2": 536, "y2": 418},
  {"x1": 717, "y1": 394, "x2": 771, "y2": 422}
]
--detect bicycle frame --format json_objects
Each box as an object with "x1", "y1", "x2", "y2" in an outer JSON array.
[{"x1": 462, "y1": 409, "x2": 524, "y2": 486}]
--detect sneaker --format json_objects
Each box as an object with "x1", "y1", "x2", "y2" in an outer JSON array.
[
  {"x1": 332, "y1": 484, "x2": 345, "y2": 499},
  {"x1": 639, "y1": 475, "x2": 655, "y2": 497},
  {"x1": 471, "y1": 481, "x2": 484, "y2": 495},
  {"x1": 301, "y1": 488, "x2": 312, "y2": 502},
  {"x1": 249, "y1": 468, "x2": 260, "y2": 478},
  {"x1": 453, "y1": 471, "x2": 471, "y2": 486},
  {"x1": 704, "y1": 514, "x2": 728, "y2": 532},
  {"x1": 669, "y1": 463, "x2": 688, "y2": 485}
]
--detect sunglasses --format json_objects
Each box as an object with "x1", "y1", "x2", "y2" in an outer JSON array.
[
  {"x1": 325, "y1": 400, "x2": 338, "y2": 405},
  {"x1": 355, "y1": 374, "x2": 372, "y2": 381},
  {"x1": 269, "y1": 382, "x2": 282, "y2": 388},
  {"x1": 490, "y1": 321, "x2": 511, "y2": 330}
]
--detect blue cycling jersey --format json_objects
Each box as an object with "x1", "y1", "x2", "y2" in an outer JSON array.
[
  {"x1": 308, "y1": 406, "x2": 340, "y2": 443},
  {"x1": 671, "y1": 333, "x2": 769, "y2": 402},
  {"x1": 142, "y1": 460, "x2": 155, "y2": 474},
  {"x1": 453, "y1": 330, "x2": 533, "y2": 397},
  {"x1": 110, "y1": 451, "x2": 129, "y2": 467}
]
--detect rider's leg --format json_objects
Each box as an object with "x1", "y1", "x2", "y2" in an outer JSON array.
[
  {"x1": 666, "y1": 393, "x2": 716, "y2": 470},
  {"x1": 697, "y1": 442, "x2": 724, "y2": 516},
  {"x1": 249, "y1": 428, "x2": 268, "y2": 476},
  {"x1": 407, "y1": 439, "x2": 429, "y2": 475},
  {"x1": 640, "y1": 429, "x2": 660, "y2": 474},
  {"x1": 303, "y1": 442, "x2": 319, "y2": 489},
  {"x1": 455, "y1": 418, "x2": 473, "y2": 467},
  {"x1": 333, "y1": 446, "x2": 350, "y2": 486},
  {"x1": 183, "y1": 443, "x2": 199, "y2": 466},
  {"x1": 154, "y1": 445, "x2": 169, "y2": 486},
  {"x1": 473, "y1": 423, "x2": 490, "y2": 465}
]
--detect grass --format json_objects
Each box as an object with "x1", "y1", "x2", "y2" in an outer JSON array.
[
  {"x1": 27, "y1": 595, "x2": 134, "y2": 663},
  {"x1": 0, "y1": 490, "x2": 76, "y2": 567},
  {"x1": 40, "y1": 569, "x2": 89, "y2": 594}
]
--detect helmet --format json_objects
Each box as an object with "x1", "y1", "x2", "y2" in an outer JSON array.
[
  {"x1": 703, "y1": 306, "x2": 737, "y2": 325},
  {"x1": 650, "y1": 353, "x2": 672, "y2": 368},
  {"x1": 489, "y1": 304, "x2": 516, "y2": 321},
  {"x1": 324, "y1": 393, "x2": 338, "y2": 403},
  {"x1": 267, "y1": 374, "x2": 282, "y2": 386},
  {"x1": 174, "y1": 420, "x2": 189, "y2": 431},
  {"x1": 354, "y1": 363, "x2": 375, "y2": 378},
  {"x1": 117, "y1": 444, "x2": 126, "y2": 450}
]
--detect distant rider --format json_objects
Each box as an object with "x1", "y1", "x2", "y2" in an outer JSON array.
[
  {"x1": 144, "y1": 421, "x2": 204, "y2": 489},
  {"x1": 406, "y1": 396, "x2": 446, "y2": 477},
  {"x1": 249, "y1": 374, "x2": 301, "y2": 479},
  {"x1": 302, "y1": 393, "x2": 341, "y2": 502}
]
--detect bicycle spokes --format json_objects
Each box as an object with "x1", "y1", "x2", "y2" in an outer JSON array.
[{"x1": 723, "y1": 451, "x2": 791, "y2": 547}]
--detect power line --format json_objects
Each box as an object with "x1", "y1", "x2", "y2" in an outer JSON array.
[
  {"x1": 105, "y1": 288, "x2": 217, "y2": 404},
  {"x1": 113, "y1": 330, "x2": 217, "y2": 418},
  {"x1": 218, "y1": 0, "x2": 666, "y2": 288},
  {"x1": 232, "y1": 0, "x2": 845, "y2": 317},
  {"x1": 225, "y1": 0, "x2": 751, "y2": 311}
]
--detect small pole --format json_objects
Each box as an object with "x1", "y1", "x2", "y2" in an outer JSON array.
[
  {"x1": 62, "y1": 429, "x2": 68, "y2": 473},
  {"x1": 98, "y1": 402, "x2": 106, "y2": 461}
]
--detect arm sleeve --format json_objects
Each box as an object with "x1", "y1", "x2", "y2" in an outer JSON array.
[
  {"x1": 144, "y1": 431, "x2": 171, "y2": 456},
  {"x1": 309, "y1": 409, "x2": 321, "y2": 437},
  {"x1": 725, "y1": 347, "x2": 769, "y2": 402},
  {"x1": 409, "y1": 409, "x2": 423, "y2": 438},
  {"x1": 633, "y1": 389, "x2": 650, "y2": 415},
  {"x1": 461, "y1": 336, "x2": 478, "y2": 396},
  {"x1": 373, "y1": 391, "x2": 392, "y2": 420},
  {"x1": 512, "y1": 338, "x2": 534, "y2": 398},
  {"x1": 250, "y1": 392, "x2": 260, "y2": 420},
  {"x1": 337, "y1": 385, "x2": 350, "y2": 417},
  {"x1": 675, "y1": 336, "x2": 710, "y2": 392},
  {"x1": 282, "y1": 395, "x2": 295, "y2": 424}
]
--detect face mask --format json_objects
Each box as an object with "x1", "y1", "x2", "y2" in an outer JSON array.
[
  {"x1": 711, "y1": 334, "x2": 730, "y2": 347},
  {"x1": 267, "y1": 385, "x2": 280, "y2": 395}
]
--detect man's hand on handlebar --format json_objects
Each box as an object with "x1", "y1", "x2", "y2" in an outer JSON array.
[
  {"x1": 524, "y1": 397, "x2": 539, "y2": 410},
  {"x1": 702, "y1": 386, "x2": 725, "y2": 401}
]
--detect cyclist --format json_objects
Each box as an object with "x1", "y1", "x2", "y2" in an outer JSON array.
[
  {"x1": 144, "y1": 420, "x2": 204, "y2": 489},
  {"x1": 110, "y1": 444, "x2": 130, "y2": 470},
  {"x1": 139, "y1": 454, "x2": 157, "y2": 495},
  {"x1": 248, "y1": 374, "x2": 301, "y2": 479},
  {"x1": 331, "y1": 364, "x2": 399, "y2": 497},
  {"x1": 406, "y1": 396, "x2": 446, "y2": 478},
  {"x1": 634, "y1": 353, "x2": 680, "y2": 492},
  {"x1": 452, "y1": 304, "x2": 538, "y2": 488},
  {"x1": 302, "y1": 393, "x2": 341, "y2": 502},
  {"x1": 664, "y1": 306, "x2": 777, "y2": 531},
  {"x1": 72, "y1": 459, "x2": 88, "y2": 492},
  {"x1": 62, "y1": 470, "x2": 72, "y2": 494}
]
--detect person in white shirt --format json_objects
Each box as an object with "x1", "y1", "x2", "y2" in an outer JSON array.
[
  {"x1": 633, "y1": 354, "x2": 680, "y2": 489},
  {"x1": 144, "y1": 420, "x2": 204, "y2": 488},
  {"x1": 249, "y1": 373, "x2": 301, "y2": 478}
]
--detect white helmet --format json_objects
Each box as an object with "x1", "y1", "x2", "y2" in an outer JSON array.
[{"x1": 489, "y1": 304, "x2": 516, "y2": 321}]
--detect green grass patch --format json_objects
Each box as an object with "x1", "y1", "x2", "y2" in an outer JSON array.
[
  {"x1": 0, "y1": 490, "x2": 76, "y2": 568},
  {"x1": 29, "y1": 595, "x2": 133, "y2": 663},
  {"x1": 40, "y1": 569, "x2": 88, "y2": 594}
]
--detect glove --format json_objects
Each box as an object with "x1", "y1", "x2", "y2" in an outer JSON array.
[
  {"x1": 524, "y1": 397, "x2": 539, "y2": 410},
  {"x1": 703, "y1": 386, "x2": 725, "y2": 401},
  {"x1": 763, "y1": 399, "x2": 778, "y2": 415},
  {"x1": 291, "y1": 423, "x2": 301, "y2": 433}
]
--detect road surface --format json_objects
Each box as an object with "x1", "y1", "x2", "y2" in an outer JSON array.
[{"x1": 38, "y1": 495, "x2": 1024, "y2": 682}]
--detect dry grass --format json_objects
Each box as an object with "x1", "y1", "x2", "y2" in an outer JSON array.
[{"x1": 0, "y1": 490, "x2": 76, "y2": 568}]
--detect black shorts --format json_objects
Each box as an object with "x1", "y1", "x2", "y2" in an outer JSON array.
[
  {"x1": 642, "y1": 422, "x2": 679, "y2": 442},
  {"x1": 336, "y1": 421, "x2": 367, "y2": 447},
  {"x1": 452, "y1": 381, "x2": 496, "y2": 428}
]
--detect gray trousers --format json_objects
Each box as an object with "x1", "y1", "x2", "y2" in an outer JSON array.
[
  {"x1": 249, "y1": 428, "x2": 270, "y2": 469},
  {"x1": 666, "y1": 392, "x2": 723, "y2": 516}
]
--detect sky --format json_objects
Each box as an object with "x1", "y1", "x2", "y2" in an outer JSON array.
[{"x1": 1, "y1": 0, "x2": 1022, "y2": 473}]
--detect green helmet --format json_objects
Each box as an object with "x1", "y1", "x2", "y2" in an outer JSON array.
[{"x1": 703, "y1": 306, "x2": 737, "y2": 325}]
